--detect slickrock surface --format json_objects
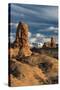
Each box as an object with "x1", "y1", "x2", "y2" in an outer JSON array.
[{"x1": 9, "y1": 54, "x2": 58, "y2": 86}]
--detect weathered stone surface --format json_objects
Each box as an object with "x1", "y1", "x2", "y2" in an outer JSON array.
[
  {"x1": 10, "y1": 54, "x2": 58, "y2": 86},
  {"x1": 15, "y1": 22, "x2": 32, "y2": 57}
]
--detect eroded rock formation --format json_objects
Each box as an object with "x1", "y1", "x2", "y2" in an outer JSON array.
[
  {"x1": 10, "y1": 54, "x2": 58, "y2": 86},
  {"x1": 42, "y1": 37, "x2": 56, "y2": 48},
  {"x1": 9, "y1": 22, "x2": 58, "y2": 86},
  {"x1": 50, "y1": 37, "x2": 56, "y2": 48},
  {"x1": 14, "y1": 22, "x2": 32, "y2": 57}
]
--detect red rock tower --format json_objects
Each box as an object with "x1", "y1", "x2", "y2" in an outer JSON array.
[
  {"x1": 50, "y1": 37, "x2": 56, "y2": 48},
  {"x1": 15, "y1": 22, "x2": 32, "y2": 57}
]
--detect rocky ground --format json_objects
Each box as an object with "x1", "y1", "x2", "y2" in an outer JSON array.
[
  {"x1": 8, "y1": 22, "x2": 58, "y2": 87},
  {"x1": 9, "y1": 52, "x2": 58, "y2": 87}
]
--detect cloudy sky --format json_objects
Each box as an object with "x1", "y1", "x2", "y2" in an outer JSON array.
[{"x1": 8, "y1": 3, "x2": 58, "y2": 44}]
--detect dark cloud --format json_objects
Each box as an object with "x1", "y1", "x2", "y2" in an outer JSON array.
[{"x1": 9, "y1": 3, "x2": 58, "y2": 43}]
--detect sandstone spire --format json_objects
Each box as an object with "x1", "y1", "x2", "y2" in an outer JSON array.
[
  {"x1": 50, "y1": 37, "x2": 56, "y2": 48},
  {"x1": 15, "y1": 22, "x2": 32, "y2": 57}
]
